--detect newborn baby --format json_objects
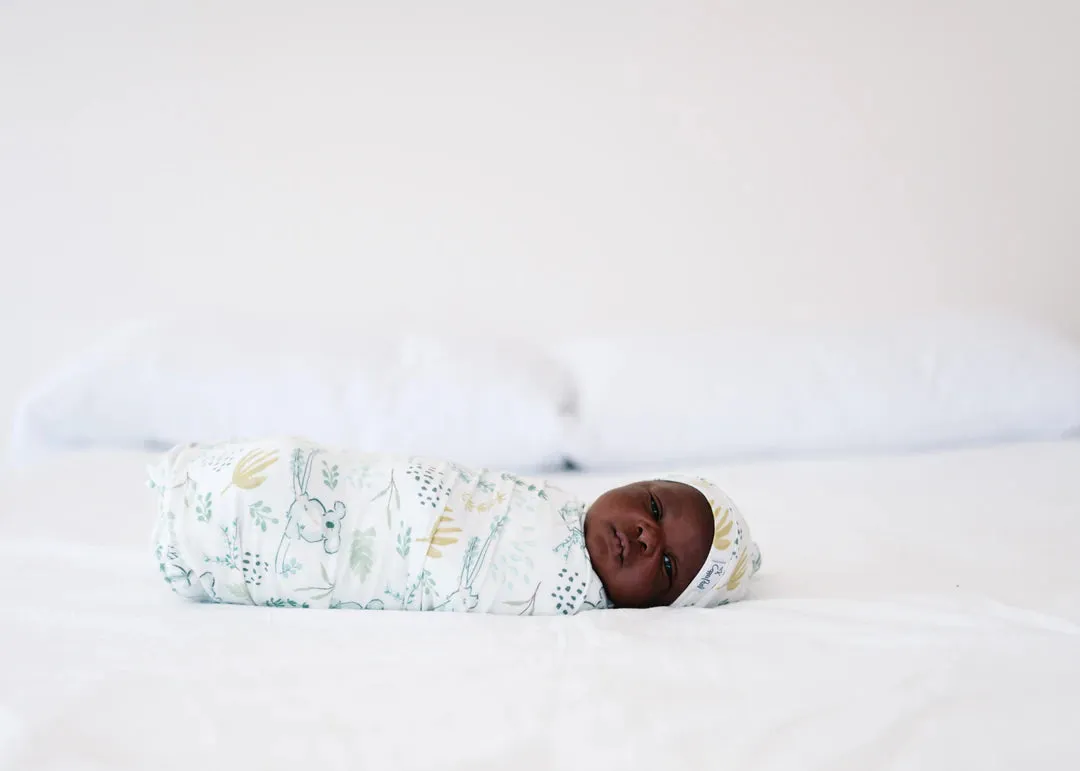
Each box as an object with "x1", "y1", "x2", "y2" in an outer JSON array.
[{"x1": 150, "y1": 438, "x2": 761, "y2": 614}]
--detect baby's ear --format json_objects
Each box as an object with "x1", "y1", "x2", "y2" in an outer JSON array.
[
  {"x1": 323, "y1": 531, "x2": 341, "y2": 554},
  {"x1": 332, "y1": 501, "x2": 346, "y2": 519}
]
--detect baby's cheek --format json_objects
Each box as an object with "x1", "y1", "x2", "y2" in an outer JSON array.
[
  {"x1": 586, "y1": 552, "x2": 621, "y2": 600},
  {"x1": 587, "y1": 552, "x2": 614, "y2": 589}
]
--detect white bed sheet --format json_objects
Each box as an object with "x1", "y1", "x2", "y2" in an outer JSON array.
[{"x1": 2, "y1": 442, "x2": 1079, "y2": 770}]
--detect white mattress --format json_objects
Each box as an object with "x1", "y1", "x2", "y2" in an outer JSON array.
[{"x1": 2, "y1": 442, "x2": 1079, "y2": 770}]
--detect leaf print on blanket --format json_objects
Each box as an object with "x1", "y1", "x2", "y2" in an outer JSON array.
[
  {"x1": 503, "y1": 582, "x2": 542, "y2": 616},
  {"x1": 158, "y1": 541, "x2": 195, "y2": 589},
  {"x1": 419, "y1": 569, "x2": 438, "y2": 603},
  {"x1": 492, "y1": 523, "x2": 536, "y2": 591},
  {"x1": 181, "y1": 478, "x2": 211, "y2": 523},
  {"x1": 430, "y1": 514, "x2": 509, "y2": 611},
  {"x1": 290, "y1": 448, "x2": 306, "y2": 485},
  {"x1": 346, "y1": 464, "x2": 374, "y2": 492},
  {"x1": 350, "y1": 527, "x2": 377, "y2": 581},
  {"x1": 724, "y1": 550, "x2": 750, "y2": 592},
  {"x1": 201, "y1": 523, "x2": 252, "y2": 604},
  {"x1": 712, "y1": 504, "x2": 733, "y2": 551},
  {"x1": 462, "y1": 493, "x2": 506, "y2": 513},
  {"x1": 248, "y1": 500, "x2": 278, "y2": 532},
  {"x1": 222, "y1": 449, "x2": 279, "y2": 495},
  {"x1": 296, "y1": 563, "x2": 336, "y2": 601},
  {"x1": 553, "y1": 503, "x2": 587, "y2": 560},
  {"x1": 500, "y1": 472, "x2": 550, "y2": 501},
  {"x1": 205, "y1": 521, "x2": 242, "y2": 571},
  {"x1": 371, "y1": 471, "x2": 401, "y2": 527},
  {"x1": 195, "y1": 447, "x2": 240, "y2": 473},
  {"x1": 322, "y1": 461, "x2": 339, "y2": 490},
  {"x1": 417, "y1": 514, "x2": 462, "y2": 558},
  {"x1": 384, "y1": 569, "x2": 434, "y2": 610},
  {"x1": 194, "y1": 491, "x2": 213, "y2": 523},
  {"x1": 155, "y1": 511, "x2": 197, "y2": 591},
  {"x1": 396, "y1": 524, "x2": 413, "y2": 558},
  {"x1": 279, "y1": 557, "x2": 303, "y2": 578},
  {"x1": 447, "y1": 462, "x2": 473, "y2": 485}
]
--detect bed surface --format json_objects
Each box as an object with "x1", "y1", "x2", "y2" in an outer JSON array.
[{"x1": 3, "y1": 442, "x2": 1079, "y2": 770}]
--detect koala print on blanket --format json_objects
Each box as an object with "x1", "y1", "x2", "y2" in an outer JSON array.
[
  {"x1": 275, "y1": 449, "x2": 348, "y2": 574},
  {"x1": 285, "y1": 493, "x2": 346, "y2": 553}
]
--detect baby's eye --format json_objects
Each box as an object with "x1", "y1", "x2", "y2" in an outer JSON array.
[
  {"x1": 649, "y1": 494, "x2": 661, "y2": 521},
  {"x1": 662, "y1": 554, "x2": 674, "y2": 579}
]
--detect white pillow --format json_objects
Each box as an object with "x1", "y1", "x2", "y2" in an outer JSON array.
[
  {"x1": 11, "y1": 317, "x2": 574, "y2": 471},
  {"x1": 557, "y1": 315, "x2": 1080, "y2": 470}
]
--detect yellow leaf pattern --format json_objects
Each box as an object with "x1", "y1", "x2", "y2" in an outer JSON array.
[
  {"x1": 461, "y1": 492, "x2": 506, "y2": 514},
  {"x1": 712, "y1": 504, "x2": 733, "y2": 551},
  {"x1": 417, "y1": 514, "x2": 463, "y2": 558},
  {"x1": 724, "y1": 550, "x2": 749, "y2": 592},
  {"x1": 221, "y1": 449, "x2": 279, "y2": 495}
]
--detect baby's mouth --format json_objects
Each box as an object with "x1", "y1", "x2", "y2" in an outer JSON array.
[{"x1": 611, "y1": 526, "x2": 628, "y2": 566}]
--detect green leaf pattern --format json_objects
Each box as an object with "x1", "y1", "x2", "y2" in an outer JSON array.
[
  {"x1": 248, "y1": 500, "x2": 277, "y2": 531},
  {"x1": 350, "y1": 527, "x2": 376, "y2": 581}
]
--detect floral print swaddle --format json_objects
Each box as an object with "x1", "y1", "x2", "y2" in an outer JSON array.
[{"x1": 149, "y1": 439, "x2": 610, "y2": 615}]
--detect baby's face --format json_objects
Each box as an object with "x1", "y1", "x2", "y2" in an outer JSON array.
[{"x1": 584, "y1": 481, "x2": 713, "y2": 608}]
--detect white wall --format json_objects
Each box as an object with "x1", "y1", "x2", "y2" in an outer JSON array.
[{"x1": 3, "y1": 0, "x2": 1079, "y2": 440}]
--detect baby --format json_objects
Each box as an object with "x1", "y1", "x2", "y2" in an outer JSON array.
[{"x1": 150, "y1": 438, "x2": 761, "y2": 614}]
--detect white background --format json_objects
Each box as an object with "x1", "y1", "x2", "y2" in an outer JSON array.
[{"x1": 3, "y1": 0, "x2": 1078, "y2": 443}]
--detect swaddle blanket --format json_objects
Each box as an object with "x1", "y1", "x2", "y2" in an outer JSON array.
[{"x1": 150, "y1": 439, "x2": 610, "y2": 615}]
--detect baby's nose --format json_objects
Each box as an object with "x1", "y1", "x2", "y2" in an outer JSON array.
[{"x1": 636, "y1": 521, "x2": 659, "y2": 555}]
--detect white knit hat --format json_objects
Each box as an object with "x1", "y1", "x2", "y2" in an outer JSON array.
[{"x1": 664, "y1": 475, "x2": 762, "y2": 608}]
